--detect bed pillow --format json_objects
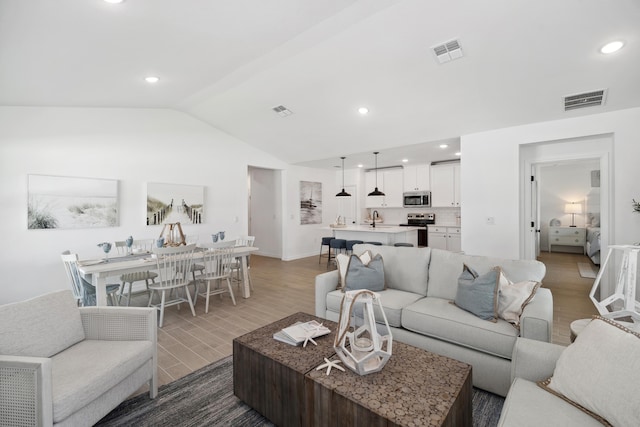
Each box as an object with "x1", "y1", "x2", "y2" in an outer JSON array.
[
  {"x1": 538, "y1": 316, "x2": 640, "y2": 426},
  {"x1": 336, "y1": 251, "x2": 372, "y2": 289},
  {"x1": 343, "y1": 253, "x2": 385, "y2": 292},
  {"x1": 497, "y1": 268, "x2": 541, "y2": 327},
  {"x1": 454, "y1": 264, "x2": 499, "y2": 322}
]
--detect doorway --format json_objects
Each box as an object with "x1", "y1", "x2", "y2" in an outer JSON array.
[{"x1": 248, "y1": 166, "x2": 283, "y2": 258}]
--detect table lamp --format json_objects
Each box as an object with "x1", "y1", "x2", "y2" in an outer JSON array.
[{"x1": 564, "y1": 202, "x2": 583, "y2": 227}]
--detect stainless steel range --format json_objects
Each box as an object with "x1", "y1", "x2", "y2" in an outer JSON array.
[{"x1": 399, "y1": 213, "x2": 435, "y2": 246}]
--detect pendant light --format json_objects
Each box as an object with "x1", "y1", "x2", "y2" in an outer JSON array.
[
  {"x1": 336, "y1": 157, "x2": 351, "y2": 197},
  {"x1": 367, "y1": 152, "x2": 385, "y2": 196}
]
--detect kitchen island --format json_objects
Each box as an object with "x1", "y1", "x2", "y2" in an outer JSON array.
[{"x1": 325, "y1": 225, "x2": 420, "y2": 246}]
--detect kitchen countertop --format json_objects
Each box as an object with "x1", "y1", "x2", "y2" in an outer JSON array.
[{"x1": 324, "y1": 225, "x2": 423, "y2": 233}]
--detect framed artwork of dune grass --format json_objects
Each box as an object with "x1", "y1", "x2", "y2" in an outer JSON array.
[{"x1": 27, "y1": 174, "x2": 118, "y2": 229}]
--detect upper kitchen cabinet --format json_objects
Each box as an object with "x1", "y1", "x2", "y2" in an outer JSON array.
[
  {"x1": 430, "y1": 162, "x2": 461, "y2": 207},
  {"x1": 365, "y1": 168, "x2": 404, "y2": 208},
  {"x1": 403, "y1": 164, "x2": 430, "y2": 192}
]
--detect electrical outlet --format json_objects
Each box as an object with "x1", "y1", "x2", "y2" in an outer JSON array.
[{"x1": 486, "y1": 217, "x2": 495, "y2": 225}]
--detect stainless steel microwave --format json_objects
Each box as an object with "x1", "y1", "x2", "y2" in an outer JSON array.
[{"x1": 403, "y1": 191, "x2": 431, "y2": 208}]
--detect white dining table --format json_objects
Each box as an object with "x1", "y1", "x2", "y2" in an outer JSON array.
[{"x1": 77, "y1": 245, "x2": 259, "y2": 306}]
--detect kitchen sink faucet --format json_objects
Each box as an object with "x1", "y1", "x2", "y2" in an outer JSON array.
[{"x1": 372, "y1": 210, "x2": 379, "y2": 228}]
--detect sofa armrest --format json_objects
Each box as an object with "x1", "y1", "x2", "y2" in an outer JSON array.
[
  {"x1": 519, "y1": 287, "x2": 553, "y2": 342},
  {"x1": 79, "y1": 306, "x2": 157, "y2": 342},
  {"x1": 0, "y1": 355, "x2": 53, "y2": 427},
  {"x1": 315, "y1": 270, "x2": 339, "y2": 317},
  {"x1": 511, "y1": 337, "x2": 565, "y2": 383}
]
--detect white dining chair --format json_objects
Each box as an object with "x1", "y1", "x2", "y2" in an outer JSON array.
[
  {"x1": 148, "y1": 243, "x2": 197, "y2": 327},
  {"x1": 194, "y1": 241, "x2": 237, "y2": 314},
  {"x1": 114, "y1": 239, "x2": 158, "y2": 306},
  {"x1": 60, "y1": 251, "x2": 120, "y2": 306},
  {"x1": 231, "y1": 236, "x2": 255, "y2": 291}
]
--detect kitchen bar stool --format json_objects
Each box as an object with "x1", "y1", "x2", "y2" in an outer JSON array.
[
  {"x1": 319, "y1": 237, "x2": 334, "y2": 264},
  {"x1": 394, "y1": 243, "x2": 414, "y2": 247},
  {"x1": 346, "y1": 240, "x2": 364, "y2": 254},
  {"x1": 327, "y1": 238, "x2": 347, "y2": 268}
]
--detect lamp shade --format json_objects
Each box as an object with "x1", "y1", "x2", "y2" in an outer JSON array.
[{"x1": 564, "y1": 203, "x2": 583, "y2": 214}]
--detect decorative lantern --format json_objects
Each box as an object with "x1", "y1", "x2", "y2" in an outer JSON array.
[{"x1": 334, "y1": 290, "x2": 392, "y2": 375}]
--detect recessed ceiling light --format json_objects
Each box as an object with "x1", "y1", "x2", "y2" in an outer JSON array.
[
  {"x1": 104, "y1": 0, "x2": 124, "y2": 3},
  {"x1": 358, "y1": 107, "x2": 369, "y2": 115},
  {"x1": 402, "y1": 159, "x2": 408, "y2": 163},
  {"x1": 357, "y1": 164, "x2": 364, "y2": 168},
  {"x1": 439, "y1": 144, "x2": 449, "y2": 149},
  {"x1": 600, "y1": 41, "x2": 624, "y2": 54},
  {"x1": 455, "y1": 152, "x2": 461, "y2": 156},
  {"x1": 145, "y1": 76, "x2": 159, "y2": 84}
]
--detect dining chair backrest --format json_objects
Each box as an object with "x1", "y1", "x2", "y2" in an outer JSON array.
[
  {"x1": 235, "y1": 236, "x2": 256, "y2": 248},
  {"x1": 153, "y1": 243, "x2": 197, "y2": 288},
  {"x1": 134, "y1": 239, "x2": 155, "y2": 252},
  {"x1": 199, "y1": 241, "x2": 235, "y2": 278},
  {"x1": 61, "y1": 251, "x2": 84, "y2": 304},
  {"x1": 114, "y1": 240, "x2": 128, "y2": 255}
]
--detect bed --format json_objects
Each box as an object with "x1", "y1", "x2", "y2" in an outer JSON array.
[
  {"x1": 585, "y1": 188, "x2": 601, "y2": 265},
  {"x1": 586, "y1": 226, "x2": 601, "y2": 265}
]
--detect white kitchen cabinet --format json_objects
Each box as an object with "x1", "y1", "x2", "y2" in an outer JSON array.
[
  {"x1": 430, "y1": 163, "x2": 461, "y2": 207},
  {"x1": 365, "y1": 169, "x2": 404, "y2": 208},
  {"x1": 428, "y1": 226, "x2": 461, "y2": 252},
  {"x1": 403, "y1": 164, "x2": 430, "y2": 192}
]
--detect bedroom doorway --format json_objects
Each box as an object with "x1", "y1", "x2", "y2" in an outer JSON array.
[{"x1": 521, "y1": 133, "x2": 612, "y2": 270}]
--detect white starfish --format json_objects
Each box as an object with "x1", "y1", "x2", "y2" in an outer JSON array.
[
  {"x1": 316, "y1": 357, "x2": 345, "y2": 375},
  {"x1": 302, "y1": 322, "x2": 324, "y2": 348}
]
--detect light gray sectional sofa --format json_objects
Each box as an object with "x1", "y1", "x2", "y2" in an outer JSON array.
[
  {"x1": 0, "y1": 290, "x2": 157, "y2": 426},
  {"x1": 315, "y1": 244, "x2": 553, "y2": 397}
]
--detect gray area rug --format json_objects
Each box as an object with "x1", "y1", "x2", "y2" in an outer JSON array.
[
  {"x1": 96, "y1": 356, "x2": 504, "y2": 426},
  {"x1": 577, "y1": 262, "x2": 598, "y2": 278}
]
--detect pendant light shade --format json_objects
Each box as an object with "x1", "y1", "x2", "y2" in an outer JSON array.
[
  {"x1": 367, "y1": 152, "x2": 385, "y2": 197},
  {"x1": 336, "y1": 157, "x2": 351, "y2": 197}
]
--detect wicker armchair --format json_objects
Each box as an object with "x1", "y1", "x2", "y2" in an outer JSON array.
[{"x1": 0, "y1": 290, "x2": 157, "y2": 426}]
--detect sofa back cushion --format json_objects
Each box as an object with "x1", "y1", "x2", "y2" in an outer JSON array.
[
  {"x1": 427, "y1": 249, "x2": 546, "y2": 300},
  {"x1": 352, "y1": 244, "x2": 430, "y2": 296},
  {"x1": 0, "y1": 290, "x2": 85, "y2": 357}
]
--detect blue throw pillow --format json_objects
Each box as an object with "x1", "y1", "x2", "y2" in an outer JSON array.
[
  {"x1": 454, "y1": 264, "x2": 499, "y2": 322},
  {"x1": 344, "y1": 254, "x2": 385, "y2": 292}
]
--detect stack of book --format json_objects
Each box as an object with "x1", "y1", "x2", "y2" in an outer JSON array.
[{"x1": 273, "y1": 320, "x2": 331, "y2": 346}]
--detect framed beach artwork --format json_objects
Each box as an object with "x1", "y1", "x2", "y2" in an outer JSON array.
[
  {"x1": 27, "y1": 174, "x2": 118, "y2": 229},
  {"x1": 147, "y1": 182, "x2": 204, "y2": 226},
  {"x1": 300, "y1": 181, "x2": 322, "y2": 225}
]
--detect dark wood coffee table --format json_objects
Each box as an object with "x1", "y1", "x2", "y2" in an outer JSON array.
[{"x1": 233, "y1": 312, "x2": 472, "y2": 427}]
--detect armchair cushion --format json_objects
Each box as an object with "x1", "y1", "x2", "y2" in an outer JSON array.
[
  {"x1": 539, "y1": 316, "x2": 640, "y2": 427},
  {"x1": 0, "y1": 290, "x2": 85, "y2": 358}
]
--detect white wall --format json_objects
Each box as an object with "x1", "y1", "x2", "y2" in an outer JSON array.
[
  {"x1": 0, "y1": 107, "x2": 338, "y2": 303},
  {"x1": 461, "y1": 107, "x2": 640, "y2": 259}
]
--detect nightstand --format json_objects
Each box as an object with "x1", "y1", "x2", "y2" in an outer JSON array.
[{"x1": 548, "y1": 226, "x2": 586, "y2": 254}]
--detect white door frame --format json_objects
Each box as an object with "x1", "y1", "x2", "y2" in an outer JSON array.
[{"x1": 520, "y1": 135, "x2": 612, "y2": 262}]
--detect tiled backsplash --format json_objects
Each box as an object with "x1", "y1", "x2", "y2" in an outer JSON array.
[{"x1": 364, "y1": 207, "x2": 461, "y2": 225}]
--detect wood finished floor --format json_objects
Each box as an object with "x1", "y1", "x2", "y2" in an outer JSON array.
[{"x1": 133, "y1": 250, "x2": 597, "y2": 389}]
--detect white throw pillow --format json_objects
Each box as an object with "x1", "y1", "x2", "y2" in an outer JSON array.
[
  {"x1": 336, "y1": 250, "x2": 372, "y2": 289},
  {"x1": 496, "y1": 268, "x2": 540, "y2": 327},
  {"x1": 539, "y1": 316, "x2": 640, "y2": 426}
]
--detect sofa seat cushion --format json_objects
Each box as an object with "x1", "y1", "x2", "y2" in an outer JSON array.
[
  {"x1": 402, "y1": 297, "x2": 518, "y2": 359},
  {"x1": 326, "y1": 289, "x2": 424, "y2": 328},
  {"x1": 51, "y1": 339, "x2": 154, "y2": 423},
  {"x1": 498, "y1": 378, "x2": 602, "y2": 427}
]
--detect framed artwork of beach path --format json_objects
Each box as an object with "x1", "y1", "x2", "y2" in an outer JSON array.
[
  {"x1": 147, "y1": 182, "x2": 204, "y2": 226},
  {"x1": 300, "y1": 181, "x2": 322, "y2": 225},
  {"x1": 27, "y1": 174, "x2": 118, "y2": 229}
]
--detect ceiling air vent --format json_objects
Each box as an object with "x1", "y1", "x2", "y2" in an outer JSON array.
[
  {"x1": 564, "y1": 90, "x2": 607, "y2": 111},
  {"x1": 272, "y1": 105, "x2": 293, "y2": 117},
  {"x1": 432, "y1": 39, "x2": 463, "y2": 64}
]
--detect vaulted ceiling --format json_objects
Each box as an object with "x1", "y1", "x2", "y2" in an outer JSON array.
[{"x1": 1, "y1": 0, "x2": 638, "y2": 169}]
